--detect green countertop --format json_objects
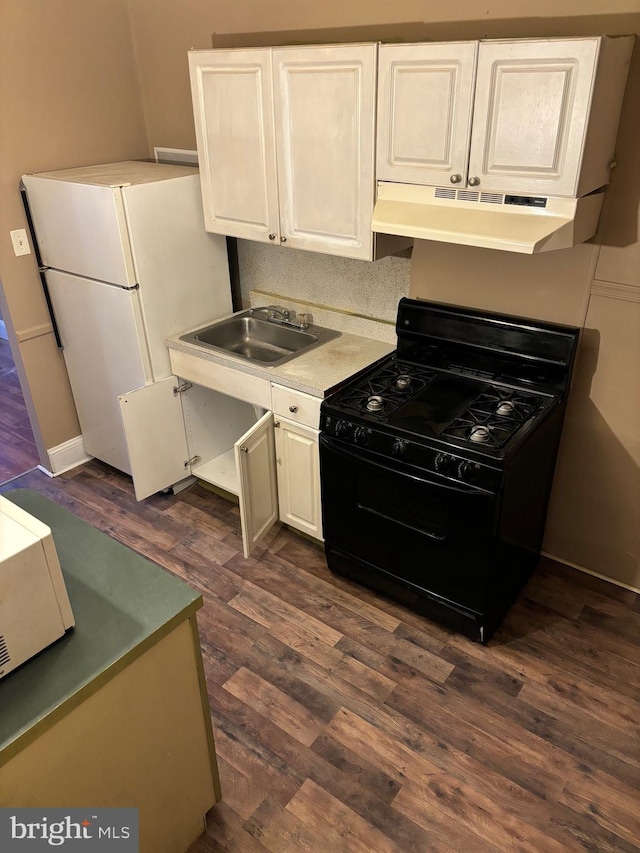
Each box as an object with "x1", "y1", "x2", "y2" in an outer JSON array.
[{"x1": 0, "y1": 489, "x2": 202, "y2": 766}]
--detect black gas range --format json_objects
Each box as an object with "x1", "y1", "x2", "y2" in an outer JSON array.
[{"x1": 319, "y1": 298, "x2": 580, "y2": 643}]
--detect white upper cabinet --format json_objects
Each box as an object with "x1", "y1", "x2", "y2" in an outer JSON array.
[
  {"x1": 377, "y1": 36, "x2": 634, "y2": 197},
  {"x1": 273, "y1": 44, "x2": 376, "y2": 259},
  {"x1": 189, "y1": 49, "x2": 280, "y2": 243},
  {"x1": 469, "y1": 39, "x2": 599, "y2": 196},
  {"x1": 377, "y1": 42, "x2": 477, "y2": 187},
  {"x1": 190, "y1": 44, "x2": 397, "y2": 260}
]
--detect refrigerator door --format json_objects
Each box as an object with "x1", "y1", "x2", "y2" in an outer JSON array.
[
  {"x1": 46, "y1": 270, "x2": 150, "y2": 474},
  {"x1": 21, "y1": 175, "x2": 136, "y2": 286},
  {"x1": 122, "y1": 174, "x2": 232, "y2": 381}
]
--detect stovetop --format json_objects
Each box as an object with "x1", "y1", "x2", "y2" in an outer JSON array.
[
  {"x1": 320, "y1": 299, "x2": 579, "y2": 487},
  {"x1": 324, "y1": 355, "x2": 554, "y2": 454}
]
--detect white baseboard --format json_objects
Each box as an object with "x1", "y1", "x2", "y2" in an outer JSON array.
[
  {"x1": 0, "y1": 320, "x2": 7, "y2": 341},
  {"x1": 542, "y1": 550, "x2": 640, "y2": 594},
  {"x1": 39, "y1": 436, "x2": 92, "y2": 477}
]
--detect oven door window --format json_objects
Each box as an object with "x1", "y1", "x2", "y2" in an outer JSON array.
[{"x1": 321, "y1": 439, "x2": 499, "y2": 613}]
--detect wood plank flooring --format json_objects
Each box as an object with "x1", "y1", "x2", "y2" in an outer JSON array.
[
  {"x1": 2, "y1": 460, "x2": 639, "y2": 853},
  {"x1": 0, "y1": 338, "x2": 39, "y2": 482}
]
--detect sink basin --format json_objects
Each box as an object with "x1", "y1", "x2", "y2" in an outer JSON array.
[{"x1": 179, "y1": 311, "x2": 341, "y2": 366}]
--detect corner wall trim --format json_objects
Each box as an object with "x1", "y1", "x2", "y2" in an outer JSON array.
[
  {"x1": 590, "y1": 280, "x2": 640, "y2": 303},
  {"x1": 40, "y1": 436, "x2": 92, "y2": 477}
]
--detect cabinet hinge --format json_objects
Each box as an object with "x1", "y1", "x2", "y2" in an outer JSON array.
[
  {"x1": 184, "y1": 455, "x2": 201, "y2": 468},
  {"x1": 173, "y1": 381, "x2": 193, "y2": 396}
]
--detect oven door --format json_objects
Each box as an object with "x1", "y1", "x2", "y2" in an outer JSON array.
[{"x1": 320, "y1": 436, "x2": 500, "y2": 614}]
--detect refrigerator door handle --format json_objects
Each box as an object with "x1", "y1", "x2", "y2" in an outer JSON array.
[{"x1": 20, "y1": 180, "x2": 63, "y2": 349}]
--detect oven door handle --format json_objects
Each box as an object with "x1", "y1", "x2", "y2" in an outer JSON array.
[
  {"x1": 356, "y1": 503, "x2": 447, "y2": 541},
  {"x1": 320, "y1": 435, "x2": 493, "y2": 497}
]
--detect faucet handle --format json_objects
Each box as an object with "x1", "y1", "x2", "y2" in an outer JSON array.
[{"x1": 297, "y1": 313, "x2": 309, "y2": 330}]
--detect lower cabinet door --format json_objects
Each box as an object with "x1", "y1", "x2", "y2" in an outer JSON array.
[
  {"x1": 274, "y1": 417, "x2": 322, "y2": 541},
  {"x1": 235, "y1": 411, "x2": 279, "y2": 558},
  {"x1": 119, "y1": 376, "x2": 190, "y2": 501}
]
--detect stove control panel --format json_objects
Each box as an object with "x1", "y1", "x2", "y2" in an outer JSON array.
[{"x1": 321, "y1": 416, "x2": 501, "y2": 491}]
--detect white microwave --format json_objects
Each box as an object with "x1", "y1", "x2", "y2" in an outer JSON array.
[{"x1": 0, "y1": 496, "x2": 74, "y2": 679}]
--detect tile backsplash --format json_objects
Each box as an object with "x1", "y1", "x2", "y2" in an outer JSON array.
[{"x1": 236, "y1": 241, "x2": 410, "y2": 343}]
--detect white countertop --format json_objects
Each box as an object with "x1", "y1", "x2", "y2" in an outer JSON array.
[{"x1": 167, "y1": 321, "x2": 394, "y2": 398}]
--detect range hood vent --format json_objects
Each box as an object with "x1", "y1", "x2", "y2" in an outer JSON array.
[{"x1": 372, "y1": 182, "x2": 605, "y2": 254}]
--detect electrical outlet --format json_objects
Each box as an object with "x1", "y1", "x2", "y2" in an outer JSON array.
[{"x1": 10, "y1": 229, "x2": 31, "y2": 257}]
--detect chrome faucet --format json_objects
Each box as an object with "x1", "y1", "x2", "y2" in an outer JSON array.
[
  {"x1": 249, "y1": 305, "x2": 309, "y2": 330},
  {"x1": 250, "y1": 305, "x2": 290, "y2": 322}
]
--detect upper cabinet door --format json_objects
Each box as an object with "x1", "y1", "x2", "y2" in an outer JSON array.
[
  {"x1": 377, "y1": 42, "x2": 477, "y2": 187},
  {"x1": 273, "y1": 44, "x2": 377, "y2": 260},
  {"x1": 189, "y1": 49, "x2": 280, "y2": 243},
  {"x1": 235, "y1": 411, "x2": 278, "y2": 558},
  {"x1": 468, "y1": 39, "x2": 599, "y2": 196}
]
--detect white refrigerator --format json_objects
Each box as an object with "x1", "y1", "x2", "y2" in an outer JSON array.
[{"x1": 22, "y1": 161, "x2": 232, "y2": 475}]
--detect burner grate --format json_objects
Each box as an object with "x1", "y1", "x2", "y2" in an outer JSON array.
[
  {"x1": 441, "y1": 388, "x2": 542, "y2": 448},
  {"x1": 336, "y1": 361, "x2": 437, "y2": 418}
]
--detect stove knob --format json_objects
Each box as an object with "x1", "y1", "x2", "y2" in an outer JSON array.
[
  {"x1": 392, "y1": 439, "x2": 409, "y2": 458},
  {"x1": 458, "y1": 461, "x2": 478, "y2": 482},
  {"x1": 434, "y1": 452, "x2": 455, "y2": 475},
  {"x1": 334, "y1": 420, "x2": 350, "y2": 438},
  {"x1": 354, "y1": 426, "x2": 370, "y2": 445}
]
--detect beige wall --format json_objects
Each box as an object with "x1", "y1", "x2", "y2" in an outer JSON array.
[
  {"x1": 127, "y1": 2, "x2": 640, "y2": 154},
  {"x1": 0, "y1": 0, "x2": 149, "y2": 463}
]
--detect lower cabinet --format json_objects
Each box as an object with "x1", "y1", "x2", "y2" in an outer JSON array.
[
  {"x1": 274, "y1": 417, "x2": 322, "y2": 541},
  {"x1": 118, "y1": 371, "x2": 324, "y2": 557},
  {"x1": 119, "y1": 376, "x2": 278, "y2": 558},
  {"x1": 271, "y1": 381, "x2": 323, "y2": 541}
]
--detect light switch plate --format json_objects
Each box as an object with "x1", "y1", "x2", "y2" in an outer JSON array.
[{"x1": 10, "y1": 229, "x2": 31, "y2": 256}]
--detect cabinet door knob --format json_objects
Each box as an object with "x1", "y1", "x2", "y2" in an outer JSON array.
[
  {"x1": 289, "y1": 405, "x2": 298, "y2": 413},
  {"x1": 468, "y1": 176, "x2": 481, "y2": 187},
  {"x1": 450, "y1": 173, "x2": 462, "y2": 184},
  {"x1": 280, "y1": 236, "x2": 287, "y2": 243},
  {"x1": 268, "y1": 233, "x2": 277, "y2": 241},
  {"x1": 240, "y1": 446, "x2": 249, "y2": 454}
]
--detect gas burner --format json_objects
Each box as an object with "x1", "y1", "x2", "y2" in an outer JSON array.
[
  {"x1": 496, "y1": 400, "x2": 516, "y2": 417},
  {"x1": 334, "y1": 361, "x2": 437, "y2": 419},
  {"x1": 469, "y1": 425, "x2": 492, "y2": 443},
  {"x1": 366, "y1": 395, "x2": 384, "y2": 412},
  {"x1": 472, "y1": 389, "x2": 541, "y2": 424}
]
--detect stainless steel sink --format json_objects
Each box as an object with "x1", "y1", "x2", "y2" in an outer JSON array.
[{"x1": 179, "y1": 311, "x2": 341, "y2": 366}]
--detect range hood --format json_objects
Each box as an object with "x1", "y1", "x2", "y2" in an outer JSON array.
[{"x1": 371, "y1": 182, "x2": 605, "y2": 254}]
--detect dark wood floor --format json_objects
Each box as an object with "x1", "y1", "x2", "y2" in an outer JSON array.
[
  {"x1": 2, "y1": 454, "x2": 639, "y2": 852},
  {"x1": 0, "y1": 338, "x2": 39, "y2": 482}
]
